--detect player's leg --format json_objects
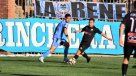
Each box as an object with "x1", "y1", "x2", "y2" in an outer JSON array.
[
  {"x1": 39, "y1": 46, "x2": 56, "y2": 63},
  {"x1": 73, "y1": 49, "x2": 82, "y2": 60},
  {"x1": 39, "y1": 38, "x2": 58, "y2": 63},
  {"x1": 42, "y1": 46, "x2": 56, "y2": 58},
  {"x1": 73, "y1": 45, "x2": 90, "y2": 63},
  {"x1": 60, "y1": 40, "x2": 70, "y2": 62},
  {"x1": 71, "y1": 43, "x2": 84, "y2": 60},
  {"x1": 122, "y1": 44, "x2": 133, "y2": 76},
  {"x1": 81, "y1": 52, "x2": 91, "y2": 63},
  {"x1": 79, "y1": 45, "x2": 90, "y2": 63}
]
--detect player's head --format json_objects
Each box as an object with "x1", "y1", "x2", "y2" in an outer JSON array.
[
  {"x1": 134, "y1": 1, "x2": 136, "y2": 10},
  {"x1": 89, "y1": 18, "x2": 95, "y2": 27},
  {"x1": 65, "y1": 14, "x2": 71, "y2": 23}
]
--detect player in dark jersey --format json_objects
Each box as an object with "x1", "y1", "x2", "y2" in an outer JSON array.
[
  {"x1": 120, "y1": 1, "x2": 136, "y2": 76},
  {"x1": 70, "y1": 18, "x2": 112, "y2": 63}
]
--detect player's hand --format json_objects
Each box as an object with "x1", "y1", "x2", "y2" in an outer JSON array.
[
  {"x1": 119, "y1": 40, "x2": 124, "y2": 47},
  {"x1": 108, "y1": 38, "x2": 112, "y2": 41},
  {"x1": 73, "y1": 30, "x2": 77, "y2": 33}
]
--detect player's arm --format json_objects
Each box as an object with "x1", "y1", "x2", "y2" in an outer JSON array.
[
  {"x1": 119, "y1": 14, "x2": 127, "y2": 47},
  {"x1": 73, "y1": 26, "x2": 86, "y2": 33},
  {"x1": 101, "y1": 33, "x2": 112, "y2": 41},
  {"x1": 119, "y1": 23, "x2": 125, "y2": 47},
  {"x1": 73, "y1": 30, "x2": 82, "y2": 33},
  {"x1": 64, "y1": 28, "x2": 70, "y2": 43},
  {"x1": 96, "y1": 28, "x2": 112, "y2": 41}
]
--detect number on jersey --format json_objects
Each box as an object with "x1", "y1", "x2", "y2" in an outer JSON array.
[{"x1": 130, "y1": 17, "x2": 136, "y2": 32}]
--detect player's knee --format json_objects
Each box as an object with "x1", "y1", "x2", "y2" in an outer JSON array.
[
  {"x1": 76, "y1": 50, "x2": 81, "y2": 55},
  {"x1": 77, "y1": 52, "x2": 81, "y2": 55},
  {"x1": 67, "y1": 43, "x2": 70, "y2": 47},
  {"x1": 79, "y1": 49, "x2": 84, "y2": 54},
  {"x1": 123, "y1": 61, "x2": 129, "y2": 64},
  {"x1": 79, "y1": 47, "x2": 82, "y2": 51},
  {"x1": 123, "y1": 58, "x2": 129, "y2": 64},
  {"x1": 65, "y1": 42, "x2": 69, "y2": 48}
]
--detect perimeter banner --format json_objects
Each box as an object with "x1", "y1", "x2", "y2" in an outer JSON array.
[{"x1": 0, "y1": 18, "x2": 123, "y2": 54}]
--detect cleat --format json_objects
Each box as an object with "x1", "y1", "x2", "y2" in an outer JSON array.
[
  {"x1": 64, "y1": 58, "x2": 69, "y2": 63},
  {"x1": 122, "y1": 74, "x2": 126, "y2": 76},
  {"x1": 39, "y1": 57, "x2": 44, "y2": 63},
  {"x1": 87, "y1": 57, "x2": 91, "y2": 63},
  {"x1": 48, "y1": 53, "x2": 52, "y2": 57}
]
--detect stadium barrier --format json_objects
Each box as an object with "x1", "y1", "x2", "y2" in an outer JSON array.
[{"x1": 0, "y1": 18, "x2": 123, "y2": 54}]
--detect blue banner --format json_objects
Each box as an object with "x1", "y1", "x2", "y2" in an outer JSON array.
[{"x1": 0, "y1": 18, "x2": 123, "y2": 54}]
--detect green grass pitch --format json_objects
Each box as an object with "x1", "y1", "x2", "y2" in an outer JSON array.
[{"x1": 0, "y1": 56, "x2": 136, "y2": 76}]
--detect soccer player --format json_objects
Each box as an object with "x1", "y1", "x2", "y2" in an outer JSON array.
[
  {"x1": 119, "y1": 1, "x2": 136, "y2": 76},
  {"x1": 39, "y1": 14, "x2": 71, "y2": 63},
  {"x1": 71, "y1": 18, "x2": 112, "y2": 63}
]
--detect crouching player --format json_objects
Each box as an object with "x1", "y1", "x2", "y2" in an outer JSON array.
[
  {"x1": 39, "y1": 14, "x2": 71, "y2": 63},
  {"x1": 70, "y1": 18, "x2": 112, "y2": 64}
]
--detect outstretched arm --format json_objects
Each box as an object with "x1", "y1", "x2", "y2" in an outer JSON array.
[
  {"x1": 73, "y1": 26, "x2": 86, "y2": 33},
  {"x1": 73, "y1": 30, "x2": 82, "y2": 33},
  {"x1": 101, "y1": 33, "x2": 112, "y2": 41}
]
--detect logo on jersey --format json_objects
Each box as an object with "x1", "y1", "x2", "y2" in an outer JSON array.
[
  {"x1": 84, "y1": 32, "x2": 91, "y2": 35},
  {"x1": 91, "y1": 29, "x2": 93, "y2": 31},
  {"x1": 127, "y1": 32, "x2": 136, "y2": 44}
]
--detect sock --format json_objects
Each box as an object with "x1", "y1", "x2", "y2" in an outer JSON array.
[
  {"x1": 64, "y1": 47, "x2": 69, "y2": 60},
  {"x1": 42, "y1": 50, "x2": 51, "y2": 59},
  {"x1": 122, "y1": 64, "x2": 128, "y2": 75},
  {"x1": 64, "y1": 41, "x2": 69, "y2": 60},
  {"x1": 74, "y1": 55, "x2": 79, "y2": 60},
  {"x1": 82, "y1": 52, "x2": 89, "y2": 59}
]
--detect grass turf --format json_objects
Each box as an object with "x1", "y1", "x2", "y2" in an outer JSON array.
[{"x1": 0, "y1": 56, "x2": 136, "y2": 76}]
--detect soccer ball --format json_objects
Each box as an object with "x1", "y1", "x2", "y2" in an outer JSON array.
[{"x1": 69, "y1": 58, "x2": 76, "y2": 65}]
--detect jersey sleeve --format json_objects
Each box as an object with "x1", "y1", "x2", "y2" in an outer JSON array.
[
  {"x1": 64, "y1": 23, "x2": 68, "y2": 29},
  {"x1": 121, "y1": 13, "x2": 129, "y2": 25},
  {"x1": 96, "y1": 28, "x2": 102, "y2": 34},
  {"x1": 81, "y1": 26, "x2": 87, "y2": 32}
]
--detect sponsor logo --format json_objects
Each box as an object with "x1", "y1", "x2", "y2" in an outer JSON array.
[{"x1": 127, "y1": 32, "x2": 136, "y2": 44}]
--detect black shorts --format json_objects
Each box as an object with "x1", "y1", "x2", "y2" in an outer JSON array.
[
  {"x1": 78, "y1": 42, "x2": 90, "y2": 53},
  {"x1": 124, "y1": 43, "x2": 136, "y2": 60}
]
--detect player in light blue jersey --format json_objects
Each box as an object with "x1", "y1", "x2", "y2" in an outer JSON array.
[{"x1": 39, "y1": 14, "x2": 71, "y2": 63}]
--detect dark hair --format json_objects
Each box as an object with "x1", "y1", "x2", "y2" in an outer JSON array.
[
  {"x1": 65, "y1": 14, "x2": 71, "y2": 18},
  {"x1": 134, "y1": 1, "x2": 136, "y2": 9},
  {"x1": 89, "y1": 18, "x2": 95, "y2": 22}
]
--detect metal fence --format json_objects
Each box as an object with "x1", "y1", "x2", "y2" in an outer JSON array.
[{"x1": 15, "y1": 0, "x2": 34, "y2": 18}]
